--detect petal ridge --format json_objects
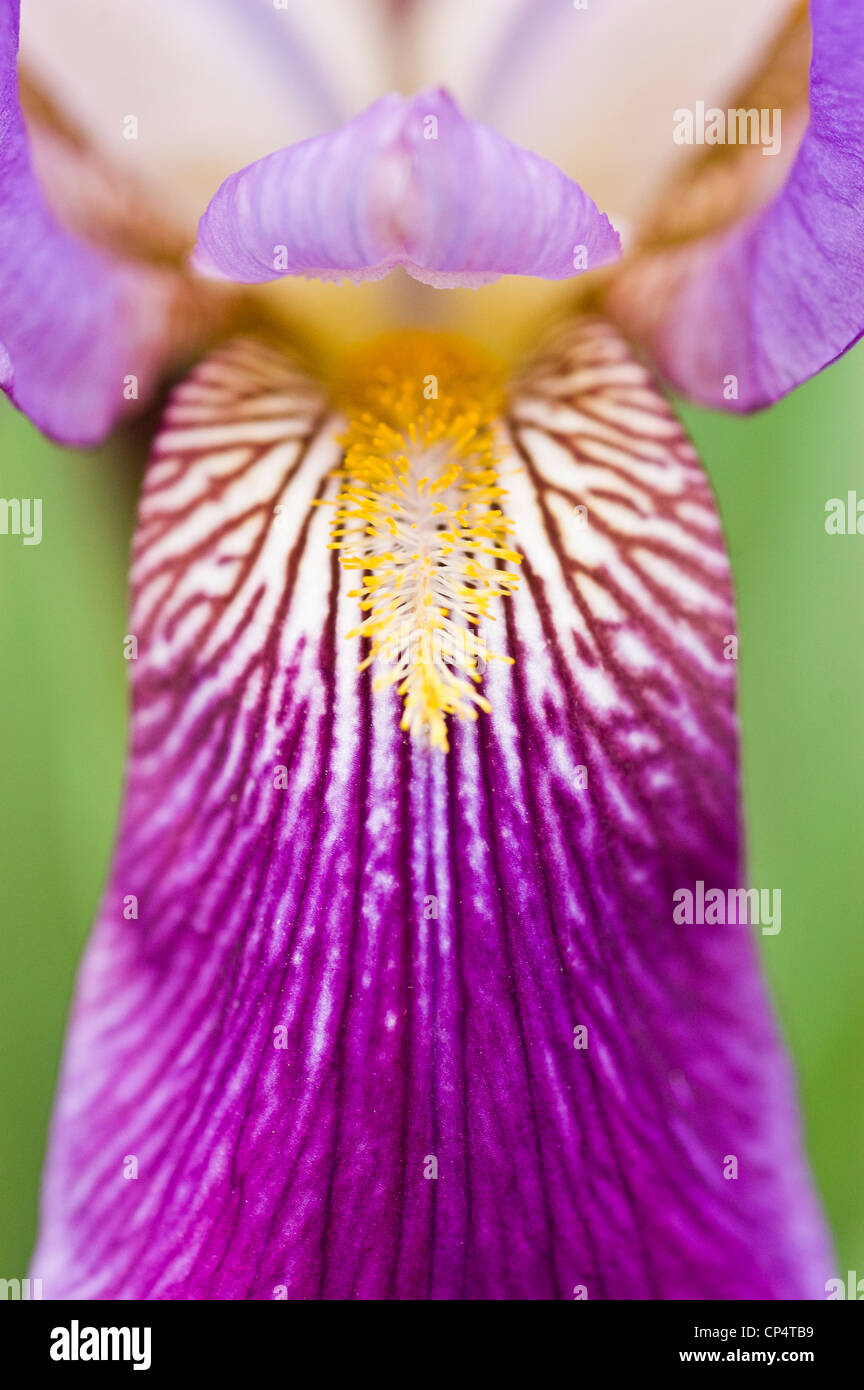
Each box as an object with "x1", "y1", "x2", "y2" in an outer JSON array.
[{"x1": 192, "y1": 88, "x2": 621, "y2": 289}]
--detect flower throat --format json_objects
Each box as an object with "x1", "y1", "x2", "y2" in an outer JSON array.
[{"x1": 327, "y1": 333, "x2": 521, "y2": 752}]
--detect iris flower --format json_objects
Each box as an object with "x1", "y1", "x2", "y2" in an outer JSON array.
[{"x1": 6, "y1": 0, "x2": 857, "y2": 1299}]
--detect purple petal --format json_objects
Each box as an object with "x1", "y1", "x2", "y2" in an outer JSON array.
[
  {"x1": 611, "y1": 0, "x2": 864, "y2": 411},
  {"x1": 33, "y1": 323, "x2": 830, "y2": 1299},
  {"x1": 192, "y1": 87, "x2": 621, "y2": 289},
  {"x1": 0, "y1": 0, "x2": 194, "y2": 445}
]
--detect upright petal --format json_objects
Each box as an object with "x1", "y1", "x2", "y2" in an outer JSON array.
[
  {"x1": 0, "y1": 1, "x2": 216, "y2": 444},
  {"x1": 34, "y1": 321, "x2": 830, "y2": 1299},
  {"x1": 21, "y1": 0, "x2": 393, "y2": 235},
  {"x1": 407, "y1": 0, "x2": 795, "y2": 228},
  {"x1": 609, "y1": 0, "x2": 864, "y2": 410},
  {"x1": 192, "y1": 88, "x2": 620, "y2": 289}
]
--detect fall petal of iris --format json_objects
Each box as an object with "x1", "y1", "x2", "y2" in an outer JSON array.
[{"x1": 33, "y1": 323, "x2": 831, "y2": 1299}]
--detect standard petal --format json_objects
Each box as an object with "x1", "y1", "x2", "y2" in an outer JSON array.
[
  {"x1": 609, "y1": 0, "x2": 864, "y2": 410},
  {"x1": 21, "y1": 0, "x2": 393, "y2": 236},
  {"x1": 0, "y1": 1, "x2": 217, "y2": 445},
  {"x1": 407, "y1": 0, "x2": 796, "y2": 229},
  {"x1": 34, "y1": 322, "x2": 830, "y2": 1299},
  {"x1": 192, "y1": 88, "x2": 620, "y2": 289}
]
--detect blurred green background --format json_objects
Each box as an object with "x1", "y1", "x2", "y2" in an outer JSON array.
[{"x1": 1, "y1": 347, "x2": 862, "y2": 1286}]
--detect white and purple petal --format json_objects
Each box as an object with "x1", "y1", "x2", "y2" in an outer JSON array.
[
  {"x1": 20, "y1": 0, "x2": 393, "y2": 236},
  {"x1": 610, "y1": 0, "x2": 864, "y2": 410},
  {"x1": 33, "y1": 322, "x2": 831, "y2": 1298},
  {"x1": 1, "y1": 0, "x2": 207, "y2": 444},
  {"x1": 192, "y1": 88, "x2": 620, "y2": 289},
  {"x1": 408, "y1": 0, "x2": 796, "y2": 229}
]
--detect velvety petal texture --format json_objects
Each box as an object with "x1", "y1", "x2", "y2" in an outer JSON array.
[
  {"x1": 0, "y1": 0, "x2": 201, "y2": 444},
  {"x1": 610, "y1": 0, "x2": 864, "y2": 410},
  {"x1": 193, "y1": 87, "x2": 620, "y2": 288},
  {"x1": 33, "y1": 321, "x2": 830, "y2": 1299}
]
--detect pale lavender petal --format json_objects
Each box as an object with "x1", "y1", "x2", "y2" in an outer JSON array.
[
  {"x1": 192, "y1": 87, "x2": 620, "y2": 289},
  {"x1": 1, "y1": 0, "x2": 196, "y2": 445},
  {"x1": 33, "y1": 324, "x2": 830, "y2": 1299},
  {"x1": 610, "y1": 0, "x2": 864, "y2": 411}
]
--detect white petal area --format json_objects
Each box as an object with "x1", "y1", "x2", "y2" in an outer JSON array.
[
  {"x1": 409, "y1": 0, "x2": 797, "y2": 226},
  {"x1": 20, "y1": 0, "x2": 392, "y2": 236}
]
